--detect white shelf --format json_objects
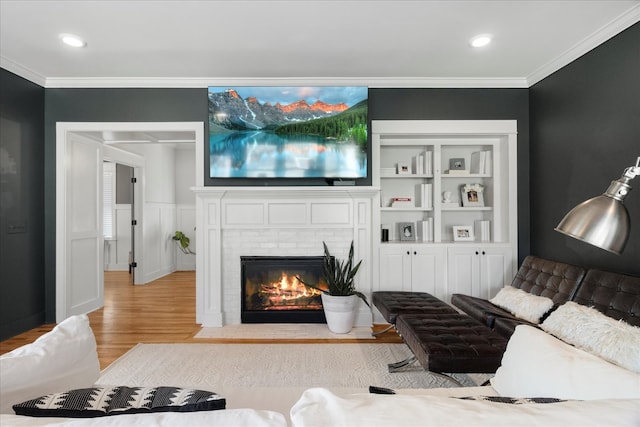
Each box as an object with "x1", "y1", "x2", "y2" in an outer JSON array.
[
  {"x1": 381, "y1": 174, "x2": 434, "y2": 179},
  {"x1": 441, "y1": 173, "x2": 491, "y2": 178},
  {"x1": 441, "y1": 207, "x2": 493, "y2": 211},
  {"x1": 381, "y1": 207, "x2": 433, "y2": 212}
]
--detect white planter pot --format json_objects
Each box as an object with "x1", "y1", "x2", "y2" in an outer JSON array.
[{"x1": 321, "y1": 293, "x2": 357, "y2": 334}]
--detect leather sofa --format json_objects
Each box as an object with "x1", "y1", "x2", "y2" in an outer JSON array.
[
  {"x1": 491, "y1": 266, "x2": 640, "y2": 337},
  {"x1": 372, "y1": 255, "x2": 640, "y2": 378},
  {"x1": 450, "y1": 255, "x2": 587, "y2": 336}
]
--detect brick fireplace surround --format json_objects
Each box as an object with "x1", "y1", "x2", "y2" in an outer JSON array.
[{"x1": 192, "y1": 187, "x2": 377, "y2": 327}]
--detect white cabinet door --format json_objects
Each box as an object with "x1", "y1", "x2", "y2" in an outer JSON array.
[
  {"x1": 379, "y1": 245, "x2": 445, "y2": 297},
  {"x1": 480, "y1": 246, "x2": 513, "y2": 299},
  {"x1": 447, "y1": 246, "x2": 481, "y2": 301},
  {"x1": 447, "y1": 245, "x2": 513, "y2": 302},
  {"x1": 379, "y1": 245, "x2": 411, "y2": 291},
  {"x1": 410, "y1": 247, "x2": 446, "y2": 299}
]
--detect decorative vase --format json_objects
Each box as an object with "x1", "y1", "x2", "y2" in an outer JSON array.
[{"x1": 321, "y1": 293, "x2": 357, "y2": 334}]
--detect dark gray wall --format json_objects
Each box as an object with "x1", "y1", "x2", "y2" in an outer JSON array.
[
  {"x1": 0, "y1": 69, "x2": 45, "y2": 339},
  {"x1": 530, "y1": 23, "x2": 640, "y2": 276}
]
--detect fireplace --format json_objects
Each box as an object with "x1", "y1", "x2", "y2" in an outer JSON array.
[{"x1": 241, "y1": 256, "x2": 329, "y2": 323}]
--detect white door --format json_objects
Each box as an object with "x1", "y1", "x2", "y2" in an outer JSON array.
[{"x1": 56, "y1": 131, "x2": 104, "y2": 321}]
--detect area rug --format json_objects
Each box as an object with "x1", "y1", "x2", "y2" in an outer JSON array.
[
  {"x1": 98, "y1": 343, "x2": 484, "y2": 390},
  {"x1": 194, "y1": 323, "x2": 376, "y2": 340}
]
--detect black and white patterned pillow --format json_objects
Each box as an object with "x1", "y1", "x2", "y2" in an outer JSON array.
[
  {"x1": 13, "y1": 386, "x2": 225, "y2": 418},
  {"x1": 457, "y1": 395, "x2": 567, "y2": 404}
]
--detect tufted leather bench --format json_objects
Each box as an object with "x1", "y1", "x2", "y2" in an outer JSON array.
[
  {"x1": 372, "y1": 291, "x2": 458, "y2": 324},
  {"x1": 395, "y1": 313, "x2": 508, "y2": 374},
  {"x1": 450, "y1": 256, "x2": 587, "y2": 331}
]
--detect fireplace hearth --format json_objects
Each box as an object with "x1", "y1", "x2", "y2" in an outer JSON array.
[{"x1": 241, "y1": 256, "x2": 329, "y2": 323}]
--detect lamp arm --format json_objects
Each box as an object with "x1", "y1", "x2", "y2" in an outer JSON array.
[
  {"x1": 621, "y1": 156, "x2": 640, "y2": 181},
  {"x1": 604, "y1": 156, "x2": 639, "y2": 201}
]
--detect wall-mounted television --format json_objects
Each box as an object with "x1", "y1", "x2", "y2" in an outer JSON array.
[{"x1": 206, "y1": 86, "x2": 369, "y2": 186}]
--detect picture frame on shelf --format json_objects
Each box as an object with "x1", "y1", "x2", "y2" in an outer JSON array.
[
  {"x1": 453, "y1": 225, "x2": 475, "y2": 242},
  {"x1": 449, "y1": 158, "x2": 466, "y2": 170},
  {"x1": 398, "y1": 222, "x2": 415, "y2": 241},
  {"x1": 460, "y1": 183, "x2": 485, "y2": 207},
  {"x1": 397, "y1": 163, "x2": 411, "y2": 175}
]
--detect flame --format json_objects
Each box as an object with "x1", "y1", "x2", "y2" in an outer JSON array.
[{"x1": 258, "y1": 272, "x2": 322, "y2": 307}]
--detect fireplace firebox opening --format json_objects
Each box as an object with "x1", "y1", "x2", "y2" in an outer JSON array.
[{"x1": 241, "y1": 256, "x2": 330, "y2": 323}]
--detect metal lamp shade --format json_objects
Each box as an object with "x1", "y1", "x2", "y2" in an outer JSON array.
[{"x1": 555, "y1": 194, "x2": 630, "y2": 254}]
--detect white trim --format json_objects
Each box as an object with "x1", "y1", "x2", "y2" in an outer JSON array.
[
  {"x1": 527, "y1": 4, "x2": 640, "y2": 86},
  {"x1": 0, "y1": 56, "x2": 47, "y2": 87},
  {"x1": 56, "y1": 122, "x2": 204, "y2": 319},
  {"x1": 41, "y1": 76, "x2": 529, "y2": 89}
]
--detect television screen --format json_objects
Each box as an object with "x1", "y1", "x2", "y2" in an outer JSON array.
[{"x1": 208, "y1": 86, "x2": 368, "y2": 180}]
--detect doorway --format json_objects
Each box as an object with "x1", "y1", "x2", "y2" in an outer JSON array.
[{"x1": 55, "y1": 122, "x2": 204, "y2": 322}]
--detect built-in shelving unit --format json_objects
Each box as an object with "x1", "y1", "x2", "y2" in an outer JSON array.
[{"x1": 371, "y1": 120, "x2": 518, "y2": 312}]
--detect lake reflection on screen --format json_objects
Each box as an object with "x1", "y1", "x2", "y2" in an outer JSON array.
[{"x1": 210, "y1": 131, "x2": 367, "y2": 178}]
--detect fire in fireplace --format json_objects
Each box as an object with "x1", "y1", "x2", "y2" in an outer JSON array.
[{"x1": 241, "y1": 256, "x2": 328, "y2": 323}]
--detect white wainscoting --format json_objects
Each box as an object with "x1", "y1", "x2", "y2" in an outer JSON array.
[
  {"x1": 193, "y1": 187, "x2": 378, "y2": 327},
  {"x1": 142, "y1": 202, "x2": 177, "y2": 284},
  {"x1": 176, "y1": 205, "x2": 196, "y2": 271}
]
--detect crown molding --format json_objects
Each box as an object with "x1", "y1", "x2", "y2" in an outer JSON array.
[
  {"x1": 41, "y1": 76, "x2": 528, "y2": 89},
  {"x1": 527, "y1": 4, "x2": 640, "y2": 86},
  {"x1": 0, "y1": 56, "x2": 46, "y2": 87},
  {"x1": 3, "y1": 5, "x2": 637, "y2": 90}
]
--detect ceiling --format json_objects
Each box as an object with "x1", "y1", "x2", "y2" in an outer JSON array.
[{"x1": 1, "y1": 1, "x2": 639, "y2": 88}]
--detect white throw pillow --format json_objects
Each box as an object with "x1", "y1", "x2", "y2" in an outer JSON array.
[
  {"x1": 490, "y1": 325, "x2": 640, "y2": 400},
  {"x1": 541, "y1": 301, "x2": 640, "y2": 373},
  {"x1": 0, "y1": 314, "x2": 100, "y2": 414},
  {"x1": 489, "y1": 286, "x2": 554, "y2": 324}
]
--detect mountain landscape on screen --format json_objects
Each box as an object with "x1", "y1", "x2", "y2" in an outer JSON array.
[{"x1": 207, "y1": 86, "x2": 368, "y2": 180}]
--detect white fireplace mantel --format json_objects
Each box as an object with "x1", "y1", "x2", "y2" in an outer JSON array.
[{"x1": 192, "y1": 186, "x2": 379, "y2": 327}]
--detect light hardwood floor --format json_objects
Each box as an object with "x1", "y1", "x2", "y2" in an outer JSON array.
[{"x1": 1, "y1": 271, "x2": 401, "y2": 369}]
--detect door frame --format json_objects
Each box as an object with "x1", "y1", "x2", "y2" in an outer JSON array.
[{"x1": 55, "y1": 121, "x2": 204, "y2": 322}]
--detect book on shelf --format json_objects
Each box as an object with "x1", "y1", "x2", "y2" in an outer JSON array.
[
  {"x1": 444, "y1": 169, "x2": 469, "y2": 175},
  {"x1": 414, "y1": 183, "x2": 433, "y2": 209},
  {"x1": 416, "y1": 218, "x2": 434, "y2": 242},
  {"x1": 412, "y1": 150, "x2": 432, "y2": 175},
  {"x1": 470, "y1": 151, "x2": 492, "y2": 174},
  {"x1": 475, "y1": 220, "x2": 491, "y2": 242},
  {"x1": 381, "y1": 167, "x2": 396, "y2": 176},
  {"x1": 391, "y1": 197, "x2": 414, "y2": 207}
]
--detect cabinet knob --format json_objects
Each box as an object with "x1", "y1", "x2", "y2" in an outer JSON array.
[
  {"x1": 407, "y1": 251, "x2": 410, "y2": 255},
  {"x1": 475, "y1": 251, "x2": 479, "y2": 255},
  {"x1": 482, "y1": 251, "x2": 486, "y2": 255},
  {"x1": 414, "y1": 251, "x2": 417, "y2": 255}
]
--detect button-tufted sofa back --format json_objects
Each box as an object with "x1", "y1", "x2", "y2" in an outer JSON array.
[
  {"x1": 571, "y1": 269, "x2": 640, "y2": 327},
  {"x1": 510, "y1": 255, "x2": 587, "y2": 305}
]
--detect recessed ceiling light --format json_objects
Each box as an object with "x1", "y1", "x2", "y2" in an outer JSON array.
[
  {"x1": 59, "y1": 33, "x2": 86, "y2": 48},
  {"x1": 470, "y1": 34, "x2": 492, "y2": 48}
]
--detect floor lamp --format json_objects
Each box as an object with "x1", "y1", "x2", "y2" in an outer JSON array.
[{"x1": 555, "y1": 156, "x2": 640, "y2": 255}]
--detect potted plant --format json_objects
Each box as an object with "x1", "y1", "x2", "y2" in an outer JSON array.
[
  {"x1": 172, "y1": 231, "x2": 195, "y2": 255},
  {"x1": 298, "y1": 241, "x2": 369, "y2": 333}
]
